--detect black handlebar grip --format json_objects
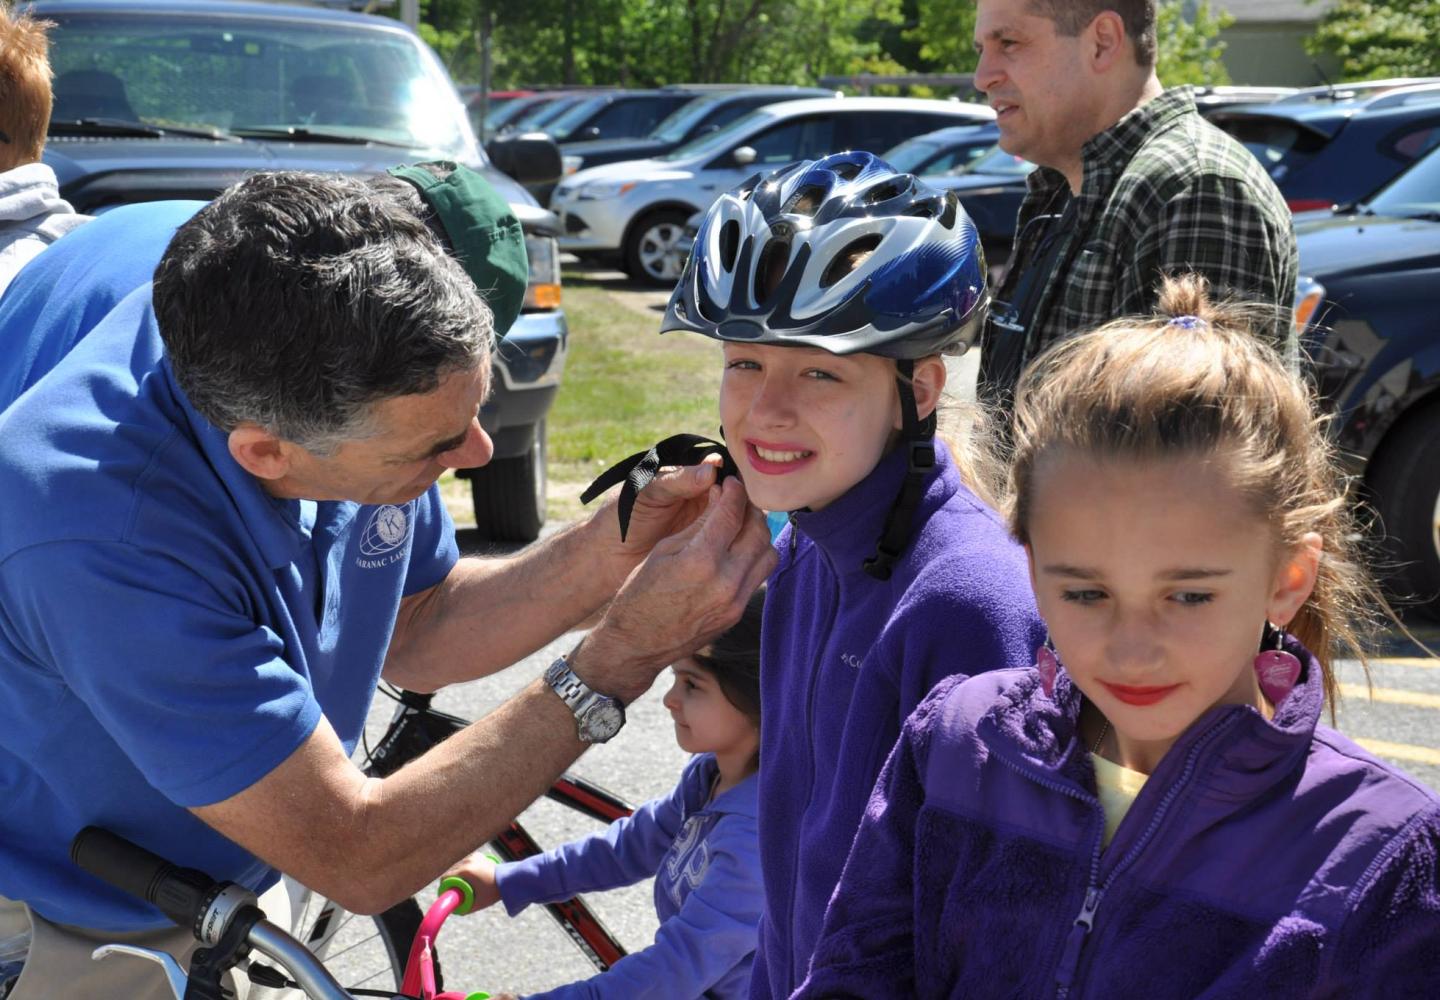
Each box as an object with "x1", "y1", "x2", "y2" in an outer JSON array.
[{"x1": 70, "y1": 826, "x2": 218, "y2": 931}]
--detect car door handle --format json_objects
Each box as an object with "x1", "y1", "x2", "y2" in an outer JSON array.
[{"x1": 699, "y1": 184, "x2": 716, "y2": 191}]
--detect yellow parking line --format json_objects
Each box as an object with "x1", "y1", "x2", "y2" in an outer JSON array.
[
  {"x1": 1338, "y1": 682, "x2": 1440, "y2": 710},
  {"x1": 1355, "y1": 738, "x2": 1440, "y2": 768}
]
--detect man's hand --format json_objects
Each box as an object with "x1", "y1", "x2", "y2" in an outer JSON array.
[
  {"x1": 443, "y1": 852, "x2": 504, "y2": 912},
  {"x1": 596, "y1": 455, "x2": 725, "y2": 573},
  {"x1": 575, "y1": 475, "x2": 777, "y2": 704}
]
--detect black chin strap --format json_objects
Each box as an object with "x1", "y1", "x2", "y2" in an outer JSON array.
[
  {"x1": 863, "y1": 359, "x2": 936, "y2": 581},
  {"x1": 580, "y1": 433, "x2": 739, "y2": 541}
]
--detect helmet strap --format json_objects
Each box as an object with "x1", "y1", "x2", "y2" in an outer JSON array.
[{"x1": 863, "y1": 359, "x2": 936, "y2": 581}]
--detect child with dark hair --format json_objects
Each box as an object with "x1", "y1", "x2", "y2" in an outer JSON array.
[
  {"x1": 445, "y1": 586, "x2": 766, "y2": 1000},
  {"x1": 795, "y1": 275, "x2": 1440, "y2": 998}
]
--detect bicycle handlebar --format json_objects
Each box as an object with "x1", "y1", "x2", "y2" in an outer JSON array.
[
  {"x1": 69, "y1": 826, "x2": 359, "y2": 1000},
  {"x1": 70, "y1": 826, "x2": 222, "y2": 934}
]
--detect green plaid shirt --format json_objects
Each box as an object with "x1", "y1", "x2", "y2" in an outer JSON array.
[{"x1": 981, "y1": 87, "x2": 1299, "y2": 400}]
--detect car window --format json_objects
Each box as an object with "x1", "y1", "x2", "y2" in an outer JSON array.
[
  {"x1": 1212, "y1": 116, "x2": 1327, "y2": 181},
  {"x1": 546, "y1": 96, "x2": 608, "y2": 139},
  {"x1": 743, "y1": 115, "x2": 838, "y2": 165},
  {"x1": 1386, "y1": 124, "x2": 1440, "y2": 162},
  {"x1": 44, "y1": 11, "x2": 469, "y2": 153},
  {"x1": 840, "y1": 113, "x2": 959, "y2": 156},
  {"x1": 700, "y1": 97, "x2": 772, "y2": 133},
  {"x1": 1368, "y1": 145, "x2": 1440, "y2": 218},
  {"x1": 650, "y1": 95, "x2": 726, "y2": 143},
  {"x1": 963, "y1": 145, "x2": 1036, "y2": 177},
  {"x1": 660, "y1": 108, "x2": 772, "y2": 161}
]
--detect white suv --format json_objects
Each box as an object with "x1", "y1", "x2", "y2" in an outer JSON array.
[{"x1": 551, "y1": 96, "x2": 995, "y2": 285}]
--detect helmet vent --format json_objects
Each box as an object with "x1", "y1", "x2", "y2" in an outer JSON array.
[
  {"x1": 719, "y1": 221, "x2": 741, "y2": 272},
  {"x1": 785, "y1": 186, "x2": 826, "y2": 218},
  {"x1": 820, "y1": 233, "x2": 883, "y2": 288},
  {"x1": 939, "y1": 191, "x2": 959, "y2": 229},
  {"x1": 865, "y1": 178, "x2": 908, "y2": 205},
  {"x1": 831, "y1": 160, "x2": 862, "y2": 181},
  {"x1": 755, "y1": 238, "x2": 791, "y2": 303}
]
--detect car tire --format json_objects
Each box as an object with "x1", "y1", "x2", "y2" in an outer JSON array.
[
  {"x1": 624, "y1": 209, "x2": 691, "y2": 287},
  {"x1": 1367, "y1": 403, "x2": 1440, "y2": 621},
  {"x1": 470, "y1": 421, "x2": 547, "y2": 543}
]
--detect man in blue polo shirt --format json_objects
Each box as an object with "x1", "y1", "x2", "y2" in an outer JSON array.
[{"x1": 0, "y1": 169, "x2": 776, "y2": 1000}]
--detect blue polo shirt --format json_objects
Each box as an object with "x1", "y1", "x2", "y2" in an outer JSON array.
[
  {"x1": 0, "y1": 200, "x2": 201, "y2": 408},
  {"x1": 0, "y1": 219, "x2": 458, "y2": 931}
]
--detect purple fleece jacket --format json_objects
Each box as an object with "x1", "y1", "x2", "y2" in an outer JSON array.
[
  {"x1": 750, "y1": 442, "x2": 1045, "y2": 999},
  {"x1": 796, "y1": 640, "x2": 1440, "y2": 999}
]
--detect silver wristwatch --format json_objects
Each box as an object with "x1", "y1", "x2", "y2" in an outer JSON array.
[{"x1": 544, "y1": 655, "x2": 626, "y2": 744}]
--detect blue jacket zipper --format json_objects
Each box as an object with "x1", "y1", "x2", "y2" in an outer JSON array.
[{"x1": 997, "y1": 711, "x2": 1244, "y2": 999}]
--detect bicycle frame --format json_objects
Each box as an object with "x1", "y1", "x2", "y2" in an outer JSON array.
[{"x1": 363, "y1": 686, "x2": 634, "y2": 972}]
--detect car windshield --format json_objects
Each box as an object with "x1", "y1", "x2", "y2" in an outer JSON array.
[
  {"x1": 1367, "y1": 145, "x2": 1440, "y2": 218},
  {"x1": 884, "y1": 138, "x2": 945, "y2": 174},
  {"x1": 659, "y1": 108, "x2": 771, "y2": 161},
  {"x1": 43, "y1": 11, "x2": 471, "y2": 154},
  {"x1": 649, "y1": 95, "x2": 726, "y2": 144},
  {"x1": 545, "y1": 95, "x2": 608, "y2": 140},
  {"x1": 511, "y1": 96, "x2": 580, "y2": 131},
  {"x1": 962, "y1": 145, "x2": 1036, "y2": 176}
]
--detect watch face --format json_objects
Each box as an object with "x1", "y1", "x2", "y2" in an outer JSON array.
[{"x1": 579, "y1": 701, "x2": 624, "y2": 742}]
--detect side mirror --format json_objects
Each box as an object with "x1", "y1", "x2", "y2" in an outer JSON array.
[
  {"x1": 732, "y1": 145, "x2": 757, "y2": 167},
  {"x1": 486, "y1": 131, "x2": 563, "y2": 188}
]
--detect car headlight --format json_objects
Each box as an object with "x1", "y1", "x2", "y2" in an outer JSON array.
[
  {"x1": 562, "y1": 155, "x2": 585, "y2": 175},
  {"x1": 578, "y1": 180, "x2": 637, "y2": 200},
  {"x1": 524, "y1": 233, "x2": 561, "y2": 311}
]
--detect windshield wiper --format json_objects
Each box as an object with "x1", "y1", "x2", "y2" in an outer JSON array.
[
  {"x1": 48, "y1": 118, "x2": 237, "y2": 141},
  {"x1": 231, "y1": 126, "x2": 418, "y2": 149}
]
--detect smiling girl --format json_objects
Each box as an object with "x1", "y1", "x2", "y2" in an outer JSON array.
[
  {"x1": 660, "y1": 151, "x2": 1045, "y2": 998},
  {"x1": 794, "y1": 276, "x2": 1440, "y2": 998}
]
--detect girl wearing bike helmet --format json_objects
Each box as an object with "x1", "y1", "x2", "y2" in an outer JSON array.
[{"x1": 659, "y1": 151, "x2": 1046, "y2": 998}]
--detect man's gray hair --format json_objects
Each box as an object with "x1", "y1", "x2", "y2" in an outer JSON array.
[
  {"x1": 1028, "y1": 0, "x2": 1157, "y2": 69},
  {"x1": 153, "y1": 171, "x2": 492, "y2": 454}
]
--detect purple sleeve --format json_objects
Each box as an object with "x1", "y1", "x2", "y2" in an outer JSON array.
[
  {"x1": 791, "y1": 681, "x2": 955, "y2": 998},
  {"x1": 1318, "y1": 807, "x2": 1440, "y2": 994},
  {"x1": 496, "y1": 765, "x2": 692, "y2": 914}
]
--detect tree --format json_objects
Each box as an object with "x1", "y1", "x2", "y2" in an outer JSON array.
[
  {"x1": 1306, "y1": 0, "x2": 1440, "y2": 80},
  {"x1": 1155, "y1": 1, "x2": 1232, "y2": 86}
]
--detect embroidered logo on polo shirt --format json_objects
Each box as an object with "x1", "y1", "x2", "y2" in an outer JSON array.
[{"x1": 357, "y1": 501, "x2": 415, "y2": 569}]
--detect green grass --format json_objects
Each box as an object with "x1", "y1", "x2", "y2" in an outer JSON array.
[{"x1": 543, "y1": 276, "x2": 722, "y2": 522}]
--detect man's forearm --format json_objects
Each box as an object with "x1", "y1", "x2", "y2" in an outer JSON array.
[
  {"x1": 197, "y1": 680, "x2": 587, "y2": 915},
  {"x1": 383, "y1": 509, "x2": 631, "y2": 691}
]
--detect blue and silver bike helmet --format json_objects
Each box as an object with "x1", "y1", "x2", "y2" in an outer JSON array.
[{"x1": 661, "y1": 151, "x2": 989, "y2": 580}]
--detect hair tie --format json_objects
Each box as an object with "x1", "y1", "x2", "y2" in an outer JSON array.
[{"x1": 1166, "y1": 315, "x2": 1209, "y2": 331}]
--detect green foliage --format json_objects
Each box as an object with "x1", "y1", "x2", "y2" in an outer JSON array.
[
  {"x1": 1305, "y1": 0, "x2": 1440, "y2": 80},
  {"x1": 1156, "y1": 1, "x2": 1233, "y2": 86},
  {"x1": 906, "y1": 0, "x2": 978, "y2": 75}
]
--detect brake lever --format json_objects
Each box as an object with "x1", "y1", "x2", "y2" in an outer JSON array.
[{"x1": 92, "y1": 944, "x2": 189, "y2": 1000}]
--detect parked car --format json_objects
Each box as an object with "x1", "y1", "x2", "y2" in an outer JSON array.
[
  {"x1": 1293, "y1": 146, "x2": 1440, "y2": 617},
  {"x1": 881, "y1": 122, "x2": 1000, "y2": 177},
  {"x1": 540, "y1": 88, "x2": 701, "y2": 144},
  {"x1": 499, "y1": 92, "x2": 590, "y2": 136},
  {"x1": 460, "y1": 86, "x2": 534, "y2": 138},
  {"x1": 33, "y1": 0, "x2": 567, "y2": 542},
  {"x1": 553, "y1": 96, "x2": 995, "y2": 285},
  {"x1": 558, "y1": 86, "x2": 837, "y2": 178},
  {"x1": 926, "y1": 144, "x2": 1036, "y2": 274},
  {"x1": 1207, "y1": 83, "x2": 1440, "y2": 212}
]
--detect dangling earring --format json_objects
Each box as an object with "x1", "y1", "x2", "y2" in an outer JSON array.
[
  {"x1": 1035, "y1": 636, "x2": 1059, "y2": 698},
  {"x1": 1254, "y1": 621, "x2": 1302, "y2": 705}
]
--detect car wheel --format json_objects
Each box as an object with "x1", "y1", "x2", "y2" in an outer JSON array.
[
  {"x1": 1367, "y1": 403, "x2": 1440, "y2": 621},
  {"x1": 469, "y1": 421, "x2": 547, "y2": 544},
  {"x1": 624, "y1": 209, "x2": 691, "y2": 287}
]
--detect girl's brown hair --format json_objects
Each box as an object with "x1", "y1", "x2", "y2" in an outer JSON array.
[{"x1": 1007, "y1": 274, "x2": 1389, "y2": 712}]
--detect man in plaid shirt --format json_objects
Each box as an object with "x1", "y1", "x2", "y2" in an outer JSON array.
[{"x1": 974, "y1": 0, "x2": 1297, "y2": 410}]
